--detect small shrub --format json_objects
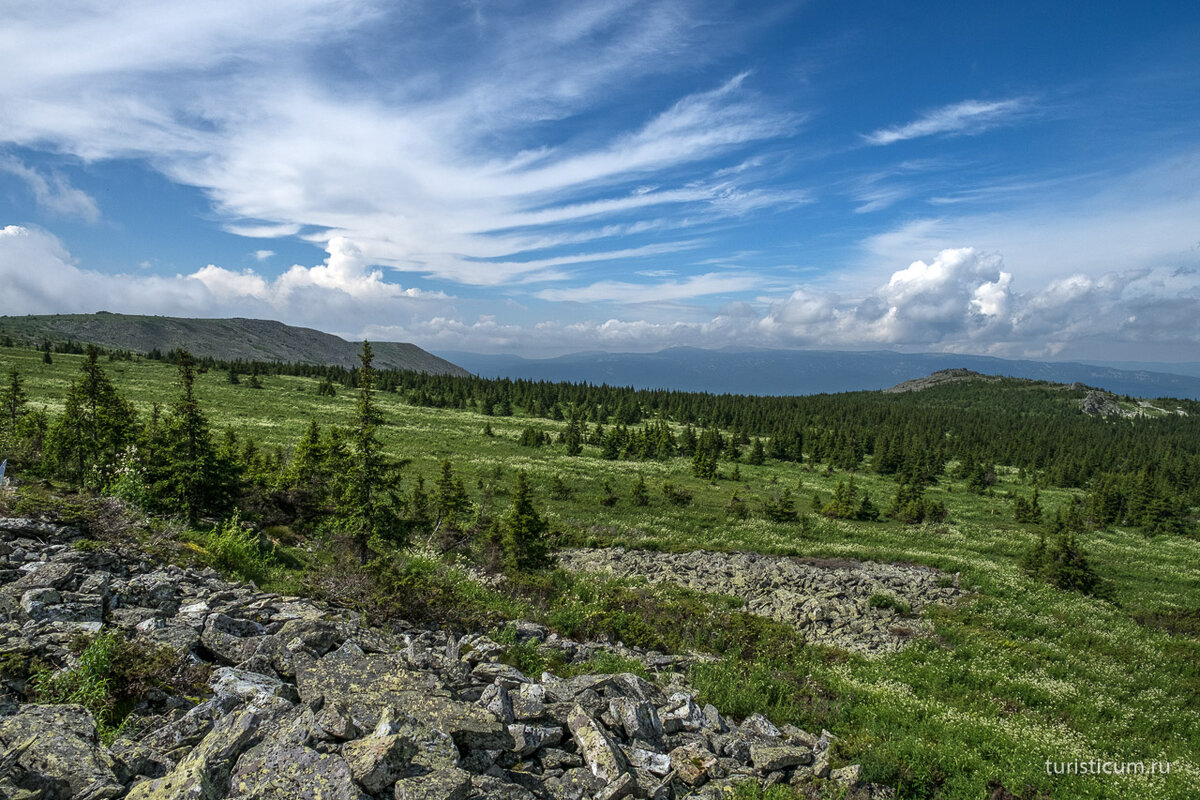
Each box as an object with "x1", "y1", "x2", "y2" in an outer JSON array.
[
  {"x1": 207, "y1": 511, "x2": 272, "y2": 584},
  {"x1": 662, "y1": 482, "x2": 693, "y2": 507},
  {"x1": 868, "y1": 593, "x2": 910, "y2": 615}
]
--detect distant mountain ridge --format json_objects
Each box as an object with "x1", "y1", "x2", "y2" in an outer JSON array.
[
  {"x1": 0, "y1": 313, "x2": 469, "y2": 376},
  {"x1": 436, "y1": 346, "x2": 1200, "y2": 399}
]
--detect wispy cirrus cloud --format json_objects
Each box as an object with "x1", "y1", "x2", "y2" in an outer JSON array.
[
  {"x1": 864, "y1": 98, "x2": 1030, "y2": 146},
  {"x1": 0, "y1": 156, "x2": 100, "y2": 222},
  {"x1": 535, "y1": 271, "x2": 764, "y2": 303},
  {"x1": 0, "y1": 1, "x2": 799, "y2": 287}
]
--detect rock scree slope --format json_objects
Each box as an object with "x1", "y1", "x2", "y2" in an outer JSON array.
[
  {"x1": 0, "y1": 517, "x2": 895, "y2": 800},
  {"x1": 556, "y1": 548, "x2": 962, "y2": 656}
]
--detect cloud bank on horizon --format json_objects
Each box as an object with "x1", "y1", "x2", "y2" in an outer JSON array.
[{"x1": 0, "y1": 1, "x2": 1197, "y2": 360}]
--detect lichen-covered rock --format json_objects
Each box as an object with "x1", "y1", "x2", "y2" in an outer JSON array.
[
  {"x1": 0, "y1": 703, "x2": 123, "y2": 799},
  {"x1": 749, "y1": 743, "x2": 813, "y2": 772},
  {"x1": 393, "y1": 765, "x2": 471, "y2": 800},
  {"x1": 566, "y1": 704, "x2": 626, "y2": 782},
  {"x1": 125, "y1": 706, "x2": 268, "y2": 800},
  {"x1": 296, "y1": 652, "x2": 512, "y2": 751},
  {"x1": 341, "y1": 733, "x2": 417, "y2": 793},
  {"x1": 227, "y1": 738, "x2": 363, "y2": 800},
  {"x1": 668, "y1": 740, "x2": 718, "y2": 787}
]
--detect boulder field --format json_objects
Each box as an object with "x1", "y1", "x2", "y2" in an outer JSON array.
[
  {"x1": 0, "y1": 517, "x2": 896, "y2": 799},
  {"x1": 556, "y1": 547, "x2": 962, "y2": 655}
]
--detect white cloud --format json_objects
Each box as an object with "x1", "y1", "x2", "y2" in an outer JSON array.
[
  {"x1": 864, "y1": 98, "x2": 1029, "y2": 146},
  {"x1": 535, "y1": 271, "x2": 763, "y2": 303},
  {"x1": 0, "y1": 2, "x2": 797, "y2": 286},
  {"x1": 0, "y1": 226, "x2": 450, "y2": 333},
  {"x1": 252, "y1": 250, "x2": 275, "y2": 261},
  {"x1": 0, "y1": 157, "x2": 100, "y2": 222},
  {"x1": 4, "y1": 225, "x2": 1199, "y2": 359}
]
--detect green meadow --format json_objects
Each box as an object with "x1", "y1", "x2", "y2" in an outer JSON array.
[{"x1": 3, "y1": 345, "x2": 1199, "y2": 799}]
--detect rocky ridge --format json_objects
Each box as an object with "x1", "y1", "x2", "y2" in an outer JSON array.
[
  {"x1": 0, "y1": 517, "x2": 894, "y2": 800},
  {"x1": 555, "y1": 548, "x2": 962, "y2": 655}
]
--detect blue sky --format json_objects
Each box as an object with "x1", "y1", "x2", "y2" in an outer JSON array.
[{"x1": 1, "y1": 1, "x2": 1198, "y2": 359}]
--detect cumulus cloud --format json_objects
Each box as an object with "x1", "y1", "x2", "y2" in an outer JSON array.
[
  {"x1": 864, "y1": 98, "x2": 1029, "y2": 146},
  {"x1": 0, "y1": 226, "x2": 450, "y2": 333},
  {"x1": 0, "y1": 157, "x2": 100, "y2": 222},
  {"x1": 3, "y1": 226, "x2": 1198, "y2": 358}
]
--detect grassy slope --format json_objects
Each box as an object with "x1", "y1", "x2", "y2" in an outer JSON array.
[
  {"x1": 0, "y1": 313, "x2": 469, "y2": 376},
  {"x1": 3, "y1": 345, "x2": 1198, "y2": 799}
]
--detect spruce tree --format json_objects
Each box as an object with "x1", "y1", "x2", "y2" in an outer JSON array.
[
  {"x1": 501, "y1": 471, "x2": 550, "y2": 572},
  {"x1": 45, "y1": 346, "x2": 137, "y2": 486},
  {"x1": 147, "y1": 350, "x2": 231, "y2": 521},
  {"x1": 435, "y1": 460, "x2": 471, "y2": 530},
  {"x1": 337, "y1": 342, "x2": 407, "y2": 556},
  {"x1": 631, "y1": 474, "x2": 649, "y2": 506},
  {"x1": 1, "y1": 366, "x2": 27, "y2": 433}
]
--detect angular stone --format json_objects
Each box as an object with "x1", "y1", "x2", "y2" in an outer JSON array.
[
  {"x1": 625, "y1": 747, "x2": 671, "y2": 776},
  {"x1": 296, "y1": 652, "x2": 511, "y2": 751},
  {"x1": 738, "y1": 713, "x2": 781, "y2": 740},
  {"x1": 566, "y1": 704, "x2": 626, "y2": 782},
  {"x1": 341, "y1": 734, "x2": 417, "y2": 793},
  {"x1": 0, "y1": 704, "x2": 123, "y2": 799},
  {"x1": 508, "y1": 722, "x2": 563, "y2": 756},
  {"x1": 227, "y1": 739, "x2": 361, "y2": 800},
  {"x1": 595, "y1": 771, "x2": 636, "y2": 800},
  {"x1": 480, "y1": 683, "x2": 514, "y2": 723},
  {"x1": 126, "y1": 706, "x2": 266, "y2": 800},
  {"x1": 393, "y1": 766, "x2": 471, "y2": 800},
  {"x1": 749, "y1": 744, "x2": 812, "y2": 772},
  {"x1": 315, "y1": 702, "x2": 359, "y2": 740},
  {"x1": 658, "y1": 693, "x2": 707, "y2": 734},
  {"x1": 831, "y1": 763, "x2": 861, "y2": 787},
  {"x1": 511, "y1": 682, "x2": 546, "y2": 719},
  {"x1": 609, "y1": 697, "x2": 663, "y2": 741},
  {"x1": 668, "y1": 741, "x2": 717, "y2": 787},
  {"x1": 210, "y1": 666, "x2": 295, "y2": 705}
]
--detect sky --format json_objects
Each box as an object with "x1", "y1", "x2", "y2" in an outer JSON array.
[{"x1": 1, "y1": 0, "x2": 1198, "y2": 360}]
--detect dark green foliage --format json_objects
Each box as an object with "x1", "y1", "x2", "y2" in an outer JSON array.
[
  {"x1": 44, "y1": 347, "x2": 138, "y2": 487},
  {"x1": 747, "y1": 437, "x2": 766, "y2": 466},
  {"x1": 630, "y1": 474, "x2": 649, "y2": 506},
  {"x1": 821, "y1": 478, "x2": 859, "y2": 519},
  {"x1": 599, "y1": 480, "x2": 618, "y2": 507},
  {"x1": 315, "y1": 377, "x2": 337, "y2": 397},
  {"x1": 562, "y1": 416, "x2": 583, "y2": 456},
  {"x1": 500, "y1": 471, "x2": 551, "y2": 572},
  {"x1": 887, "y1": 479, "x2": 948, "y2": 524},
  {"x1": 549, "y1": 473, "x2": 573, "y2": 500},
  {"x1": 143, "y1": 350, "x2": 233, "y2": 521},
  {"x1": 338, "y1": 342, "x2": 407, "y2": 555},
  {"x1": 1013, "y1": 488, "x2": 1043, "y2": 524},
  {"x1": 30, "y1": 631, "x2": 201, "y2": 744},
  {"x1": 662, "y1": 481, "x2": 693, "y2": 507},
  {"x1": 856, "y1": 491, "x2": 880, "y2": 521},
  {"x1": 518, "y1": 425, "x2": 549, "y2": 448},
  {"x1": 435, "y1": 459, "x2": 471, "y2": 530},
  {"x1": 1, "y1": 366, "x2": 27, "y2": 433},
  {"x1": 761, "y1": 489, "x2": 797, "y2": 522},
  {"x1": 725, "y1": 492, "x2": 749, "y2": 519},
  {"x1": 1023, "y1": 499, "x2": 1103, "y2": 595},
  {"x1": 868, "y1": 593, "x2": 910, "y2": 614}
]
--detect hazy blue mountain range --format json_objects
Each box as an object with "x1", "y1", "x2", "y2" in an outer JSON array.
[{"x1": 437, "y1": 347, "x2": 1200, "y2": 399}]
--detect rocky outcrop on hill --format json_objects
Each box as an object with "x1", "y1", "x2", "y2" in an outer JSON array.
[
  {"x1": 0, "y1": 518, "x2": 894, "y2": 800},
  {"x1": 884, "y1": 368, "x2": 1000, "y2": 393},
  {"x1": 556, "y1": 548, "x2": 962, "y2": 656}
]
